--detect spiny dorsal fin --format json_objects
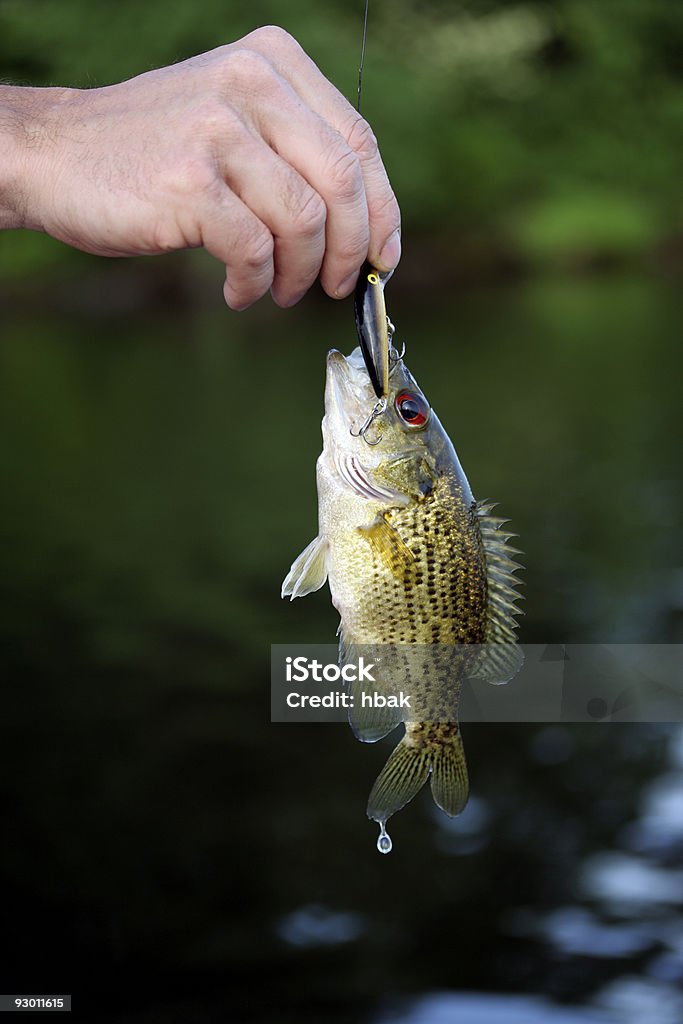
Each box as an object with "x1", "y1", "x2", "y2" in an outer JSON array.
[{"x1": 475, "y1": 499, "x2": 524, "y2": 684}]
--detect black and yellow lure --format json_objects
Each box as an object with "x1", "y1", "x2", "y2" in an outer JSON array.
[{"x1": 354, "y1": 262, "x2": 393, "y2": 399}]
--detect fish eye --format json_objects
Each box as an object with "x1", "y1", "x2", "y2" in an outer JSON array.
[{"x1": 395, "y1": 390, "x2": 430, "y2": 427}]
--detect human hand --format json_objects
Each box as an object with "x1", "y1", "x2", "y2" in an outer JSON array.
[{"x1": 0, "y1": 26, "x2": 400, "y2": 309}]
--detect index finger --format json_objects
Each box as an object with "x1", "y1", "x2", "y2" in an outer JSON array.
[{"x1": 240, "y1": 27, "x2": 401, "y2": 275}]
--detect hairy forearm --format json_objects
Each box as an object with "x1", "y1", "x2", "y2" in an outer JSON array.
[
  {"x1": 0, "y1": 86, "x2": 30, "y2": 229},
  {"x1": 0, "y1": 84, "x2": 68, "y2": 231}
]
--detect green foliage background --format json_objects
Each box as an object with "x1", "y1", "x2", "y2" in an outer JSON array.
[{"x1": 1, "y1": 0, "x2": 682, "y2": 281}]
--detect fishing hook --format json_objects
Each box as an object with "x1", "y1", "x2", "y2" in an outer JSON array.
[
  {"x1": 389, "y1": 334, "x2": 406, "y2": 366},
  {"x1": 349, "y1": 332, "x2": 405, "y2": 446},
  {"x1": 350, "y1": 396, "x2": 387, "y2": 446},
  {"x1": 385, "y1": 314, "x2": 407, "y2": 364}
]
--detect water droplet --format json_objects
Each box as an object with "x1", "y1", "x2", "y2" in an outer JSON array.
[{"x1": 377, "y1": 822, "x2": 393, "y2": 854}]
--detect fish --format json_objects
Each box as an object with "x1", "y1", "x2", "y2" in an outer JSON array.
[{"x1": 282, "y1": 335, "x2": 522, "y2": 852}]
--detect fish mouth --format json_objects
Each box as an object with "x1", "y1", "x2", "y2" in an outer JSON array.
[
  {"x1": 326, "y1": 347, "x2": 368, "y2": 378},
  {"x1": 325, "y1": 348, "x2": 377, "y2": 425}
]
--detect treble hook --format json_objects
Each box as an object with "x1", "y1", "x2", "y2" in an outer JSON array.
[
  {"x1": 350, "y1": 396, "x2": 387, "y2": 446},
  {"x1": 349, "y1": 326, "x2": 406, "y2": 446}
]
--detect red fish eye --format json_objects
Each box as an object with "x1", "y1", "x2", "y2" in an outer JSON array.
[{"x1": 395, "y1": 390, "x2": 430, "y2": 427}]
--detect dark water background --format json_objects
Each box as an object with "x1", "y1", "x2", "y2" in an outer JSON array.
[{"x1": 1, "y1": 266, "x2": 682, "y2": 1021}]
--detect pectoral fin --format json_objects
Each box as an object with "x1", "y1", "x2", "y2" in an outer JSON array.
[
  {"x1": 281, "y1": 536, "x2": 328, "y2": 600},
  {"x1": 358, "y1": 517, "x2": 415, "y2": 577}
]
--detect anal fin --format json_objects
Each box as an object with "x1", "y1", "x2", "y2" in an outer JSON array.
[
  {"x1": 342, "y1": 638, "x2": 402, "y2": 743},
  {"x1": 348, "y1": 677, "x2": 403, "y2": 743}
]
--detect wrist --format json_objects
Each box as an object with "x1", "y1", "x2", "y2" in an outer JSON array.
[{"x1": 0, "y1": 85, "x2": 74, "y2": 232}]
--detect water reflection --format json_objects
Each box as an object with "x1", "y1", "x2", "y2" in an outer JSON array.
[
  {"x1": 504, "y1": 723, "x2": 683, "y2": 1020},
  {"x1": 594, "y1": 977, "x2": 683, "y2": 1024},
  {"x1": 431, "y1": 795, "x2": 492, "y2": 856},
  {"x1": 276, "y1": 904, "x2": 366, "y2": 947},
  {"x1": 379, "y1": 992, "x2": 609, "y2": 1023},
  {"x1": 582, "y1": 850, "x2": 683, "y2": 907},
  {"x1": 0, "y1": 276, "x2": 681, "y2": 1020},
  {"x1": 385, "y1": 717, "x2": 683, "y2": 1022}
]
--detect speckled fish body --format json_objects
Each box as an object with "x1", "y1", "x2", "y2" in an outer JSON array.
[{"x1": 283, "y1": 346, "x2": 522, "y2": 828}]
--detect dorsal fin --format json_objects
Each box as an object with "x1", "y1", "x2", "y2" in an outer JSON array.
[{"x1": 475, "y1": 500, "x2": 524, "y2": 683}]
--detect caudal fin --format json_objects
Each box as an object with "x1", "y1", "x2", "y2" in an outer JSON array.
[
  {"x1": 430, "y1": 731, "x2": 469, "y2": 816},
  {"x1": 367, "y1": 728, "x2": 469, "y2": 823}
]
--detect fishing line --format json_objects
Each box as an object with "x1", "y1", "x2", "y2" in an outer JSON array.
[
  {"x1": 353, "y1": 0, "x2": 404, "y2": 432},
  {"x1": 357, "y1": 0, "x2": 370, "y2": 113}
]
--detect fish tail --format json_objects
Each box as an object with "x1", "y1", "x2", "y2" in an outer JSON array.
[
  {"x1": 367, "y1": 735, "x2": 431, "y2": 823},
  {"x1": 367, "y1": 724, "x2": 469, "y2": 823},
  {"x1": 430, "y1": 727, "x2": 469, "y2": 817}
]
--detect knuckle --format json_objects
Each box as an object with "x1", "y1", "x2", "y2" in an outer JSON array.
[
  {"x1": 163, "y1": 157, "x2": 216, "y2": 199},
  {"x1": 325, "y1": 144, "x2": 362, "y2": 199},
  {"x1": 335, "y1": 234, "x2": 368, "y2": 267},
  {"x1": 291, "y1": 189, "x2": 327, "y2": 238},
  {"x1": 373, "y1": 186, "x2": 401, "y2": 228},
  {"x1": 191, "y1": 98, "x2": 231, "y2": 140},
  {"x1": 250, "y1": 25, "x2": 299, "y2": 53},
  {"x1": 325, "y1": 224, "x2": 369, "y2": 272},
  {"x1": 242, "y1": 227, "x2": 274, "y2": 270},
  {"x1": 346, "y1": 114, "x2": 379, "y2": 160},
  {"x1": 150, "y1": 222, "x2": 183, "y2": 254},
  {"x1": 217, "y1": 47, "x2": 275, "y2": 90}
]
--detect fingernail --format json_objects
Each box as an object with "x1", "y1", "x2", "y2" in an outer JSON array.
[
  {"x1": 336, "y1": 271, "x2": 359, "y2": 298},
  {"x1": 377, "y1": 229, "x2": 401, "y2": 270}
]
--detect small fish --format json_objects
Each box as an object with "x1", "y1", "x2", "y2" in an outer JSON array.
[{"x1": 282, "y1": 342, "x2": 522, "y2": 851}]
